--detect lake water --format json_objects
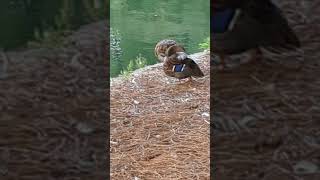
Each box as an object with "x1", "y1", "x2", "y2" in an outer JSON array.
[
  {"x1": 0, "y1": 0, "x2": 106, "y2": 49},
  {"x1": 110, "y1": 0, "x2": 210, "y2": 77}
]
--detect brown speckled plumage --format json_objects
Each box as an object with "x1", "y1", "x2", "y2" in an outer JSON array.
[{"x1": 154, "y1": 39, "x2": 178, "y2": 62}]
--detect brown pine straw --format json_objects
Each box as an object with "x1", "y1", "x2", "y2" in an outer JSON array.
[{"x1": 111, "y1": 52, "x2": 210, "y2": 179}]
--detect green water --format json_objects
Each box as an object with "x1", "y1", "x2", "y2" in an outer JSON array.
[
  {"x1": 0, "y1": 0, "x2": 107, "y2": 50},
  {"x1": 110, "y1": 0, "x2": 210, "y2": 77}
]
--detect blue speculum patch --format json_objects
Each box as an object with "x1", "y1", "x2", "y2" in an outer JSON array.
[
  {"x1": 173, "y1": 64, "x2": 185, "y2": 72},
  {"x1": 211, "y1": 8, "x2": 236, "y2": 33}
]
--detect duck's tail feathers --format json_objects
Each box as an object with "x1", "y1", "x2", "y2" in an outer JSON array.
[{"x1": 188, "y1": 59, "x2": 205, "y2": 77}]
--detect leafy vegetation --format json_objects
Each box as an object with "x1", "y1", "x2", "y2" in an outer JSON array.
[
  {"x1": 199, "y1": 37, "x2": 210, "y2": 50},
  {"x1": 135, "y1": 54, "x2": 148, "y2": 69},
  {"x1": 111, "y1": 28, "x2": 122, "y2": 60},
  {"x1": 110, "y1": 28, "x2": 125, "y2": 77},
  {"x1": 120, "y1": 54, "x2": 148, "y2": 78}
]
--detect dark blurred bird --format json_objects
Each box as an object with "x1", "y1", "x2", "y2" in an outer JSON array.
[
  {"x1": 211, "y1": 0, "x2": 301, "y2": 69},
  {"x1": 163, "y1": 45, "x2": 204, "y2": 82},
  {"x1": 154, "y1": 39, "x2": 177, "y2": 62}
]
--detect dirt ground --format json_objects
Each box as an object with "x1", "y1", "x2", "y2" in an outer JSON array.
[
  {"x1": 110, "y1": 52, "x2": 210, "y2": 179},
  {"x1": 212, "y1": 1, "x2": 320, "y2": 179}
]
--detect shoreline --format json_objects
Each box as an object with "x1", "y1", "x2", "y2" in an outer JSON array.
[{"x1": 111, "y1": 50, "x2": 210, "y2": 85}]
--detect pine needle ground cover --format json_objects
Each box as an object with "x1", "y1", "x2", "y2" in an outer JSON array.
[{"x1": 111, "y1": 52, "x2": 210, "y2": 179}]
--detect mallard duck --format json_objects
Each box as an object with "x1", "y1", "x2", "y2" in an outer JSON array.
[
  {"x1": 154, "y1": 39, "x2": 177, "y2": 62},
  {"x1": 163, "y1": 45, "x2": 204, "y2": 82},
  {"x1": 212, "y1": 0, "x2": 301, "y2": 69}
]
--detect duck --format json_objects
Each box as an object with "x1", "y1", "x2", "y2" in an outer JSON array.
[
  {"x1": 163, "y1": 44, "x2": 204, "y2": 82},
  {"x1": 211, "y1": 0, "x2": 301, "y2": 69},
  {"x1": 154, "y1": 39, "x2": 177, "y2": 62}
]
